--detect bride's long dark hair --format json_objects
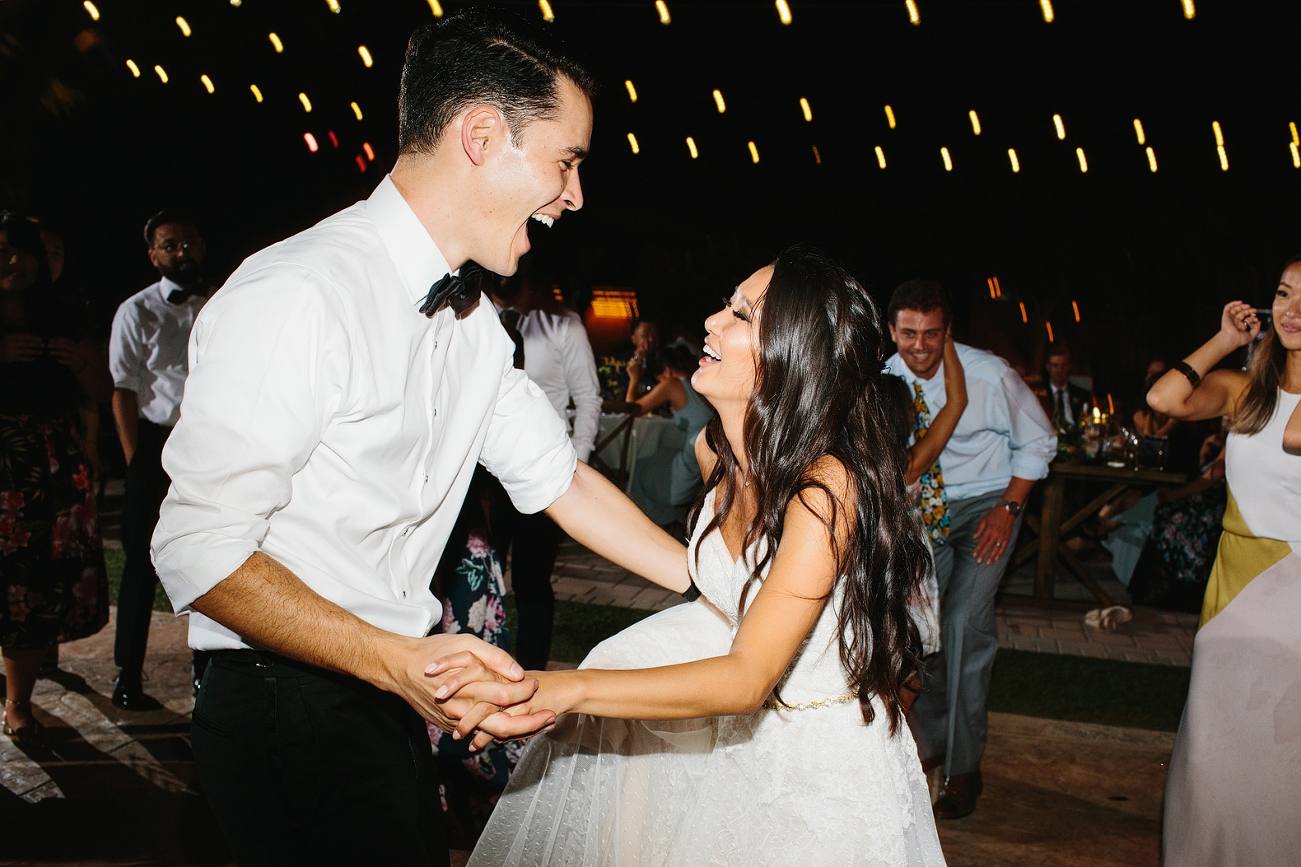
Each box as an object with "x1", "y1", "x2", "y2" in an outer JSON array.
[{"x1": 688, "y1": 245, "x2": 930, "y2": 732}]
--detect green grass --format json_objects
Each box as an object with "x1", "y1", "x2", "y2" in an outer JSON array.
[{"x1": 107, "y1": 546, "x2": 1188, "y2": 732}]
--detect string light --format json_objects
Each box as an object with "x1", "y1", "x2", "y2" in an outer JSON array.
[
  {"x1": 251, "y1": 84, "x2": 264, "y2": 103},
  {"x1": 230, "y1": 0, "x2": 241, "y2": 6},
  {"x1": 269, "y1": 33, "x2": 284, "y2": 53},
  {"x1": 1046, "y1": 322, "x2": 1055, "y2": 342},
  {"x1": 1291, "y1": 122, "x2": 1299, "y2": 145},
  {"x1": 812, "y1": 145, "x2": 821, "y2": 164},
  {"x1": 363, "y1": 142, "x2": 375, "y2": 161},
  {"x1": 350, "y1": 101, "x2": 363, "y2": 120},
  {"x1": 686, "y1": 137, "x2": 698, "y2": 159},
  {"x1": 1072, "y1": 300, "x2": 1080, "y2": 322},
  {"x1": 627, "y1": 133, "x2": 639, "y2": 154},
  {"x1": 905, "y1": 0, "x2": 920, "y2": 25},
  {"x1": 358, "y1": 46, "x2": 373, "y2": 67},
  {"x1": 1008, "y1": 148, "x2": 1020, "y2": 172},
  {"x1": 201, "y1": 74, "x2": 215, "y2": 93},
  {"x1": 1213, "y1": 121, "x2": 1228, "y2": 170},
  {"x1": 83, "y1": 1, "x2": 99, "y2": 21},
  {"x1": 1182, "y1": 0, "x2": 1195, "y2": 19},
  {"x1": 1053, "y1": 114, "x2": 1065, "y2": 140},
  {"x1": 1040, "y1": 0, "x2": 1054, "y2": 22},
  {"x1": 1107, "y1": 393, "x2": 1115, "y2": 415},
  {"x1": 1291, "y1": 142, "x2": 1300, "y2": 169},
  {"x1": 748, "y1": 141, "x2": 760, "y2": 163},
  {"x1": 993, "y1": 277, "x2": 1002, "y2": 297},
  {"x1": 176, "y1": 16, "x2": 192, "y2": 36},
  {"x1": 713, "y1": 89, "x2": 726, "y2": 113},
  {"x1": 776, "y1": 0, "x2": 792, "y2": 25},
  {"x1": 875, "y1": 146, "x2": 886, "y2": 169},
  {"x1": 969, "y1": 110, "x2": 981, "y2": 135},
  {"x1": 427, "y1": 0, "x2": 443, "y2": 15},
  {"x1": 299, "y1": 92, "x2": 313, "y2": 112},
  {"x1": 326, "y1": 0, "x2": 341, "y2": 11},
  {"x1": 304, "y1": 133, "x2": 319, "y2": 153},
  {"x1": 987, "y1": 278, "x2": 996, "y2": 299},
  {"x1": 328, "y1": 131, "x2": 339, "y2": 149},
  {"x1": 539, "y1": 0, "x2": 555, "y2": 23},
  {"x1": 940, "y1": 147, "x2": 952, "y2": 171},
  {"x1": 154, "y1": 65, "x2": 168, "y2": 83},
  {"x1": 625, "y1": 80, "x2": 637, "y2": 103},
  {"x1": 1076, "y1": 147, "x2": 1088, "y2": 172},
  {"x1": 884, "y1": 105, "x2": 896, "y2": 129},
  {"x1": 1019, "y1": 302, "x2": 1028, "y2": 323},
  {"x1": 356, "y1": 155, "x2": 367, "y2": 172},
  {"x1": 1147, "y1": 146, "x2": 1158, "y2": 172},
  {"x1": 125, "y1": 59, "x2": 140, "y2": 78},
  {"x1": 656, "y1": 1, "x2": 670, "y2": 25},
  {"x1": 800, "y1": 98, "x2": 812, "y2": 122},
  {"x1": 1134, "y1": 119, "x2": 1146, "y2": 144}
]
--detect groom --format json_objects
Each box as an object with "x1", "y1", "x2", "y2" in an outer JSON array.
[{"x1": 153, "y1": 13, "x2": 687, "y2": 866}]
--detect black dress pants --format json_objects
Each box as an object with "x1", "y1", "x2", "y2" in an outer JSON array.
[
  {"x1": 507, "y1": 510, "x2": 562, "y2": 672},
  {"x1": 114, "y1": 420, "x2": 171, "y2": 677},
  {"x1": 191, "y1": 651, "x2": 449, "y2": 867}
]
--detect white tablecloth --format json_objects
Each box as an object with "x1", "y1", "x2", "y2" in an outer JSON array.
[{"x1": 591, "y1": 413, "x2": 686, "y2": 493}]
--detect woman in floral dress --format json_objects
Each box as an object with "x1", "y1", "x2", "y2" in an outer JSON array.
[{"x1": 1, "y1": 212, "x2": 111, "y2": 741}]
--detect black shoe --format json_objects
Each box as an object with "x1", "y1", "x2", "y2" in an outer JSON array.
[{"x1": 112, "y1": 673, "x2": 163, "y2": 711}]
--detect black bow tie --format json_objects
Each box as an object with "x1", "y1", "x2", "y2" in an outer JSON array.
[
  {"x1": 167, "y1": 287, "x2": 204, "y2": 304},
  {"x1": 420, "y1": 265, "x2": 485, "y2": 318}
]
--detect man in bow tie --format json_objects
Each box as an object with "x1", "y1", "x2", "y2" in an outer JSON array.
[
  {"x1": 151, "y1": 12, "x2": 689, "y2": 866},
  {"x1": 108, "y1": 209, "x2": 212, "y2": 711}
]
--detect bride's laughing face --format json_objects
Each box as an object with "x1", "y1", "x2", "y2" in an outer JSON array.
[{"x1": 692, "y1": 265, "x2": 770, "y2": 410}]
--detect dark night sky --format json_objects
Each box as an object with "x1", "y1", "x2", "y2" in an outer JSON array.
[{"x1": 3, "y1": 0, "x2": 1299, "y2": 406}]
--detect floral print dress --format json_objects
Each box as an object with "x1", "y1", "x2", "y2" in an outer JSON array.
[{"x1": 0, "y1": 414, "x2": 109, "y2": 649}]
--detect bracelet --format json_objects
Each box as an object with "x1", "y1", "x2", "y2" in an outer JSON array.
[
  {"x1": 681, "y1": 580, "x2": 702, "y2": 602},
  {"x1": 1174, "y1": 360, "x2": 1202, "y2": 390}
]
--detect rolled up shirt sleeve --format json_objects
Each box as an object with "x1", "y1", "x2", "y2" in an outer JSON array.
[
  {"x1": 480, "y1": 355, "x2": 578, "y2": 516},
  {"x1": 1002, "y1": 366, "x2": 1057, "y2": 482},
  {"x1": 559, "y1": 316, "x2": 601, "y2": 463},
  {"x1": 152, "y1": 265, "x2": 349, "y2": 614}
]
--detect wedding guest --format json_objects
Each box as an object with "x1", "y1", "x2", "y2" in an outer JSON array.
[
  {"x1": 460, "y1": 246, "x2": 945, "y2": 865},
  {"x1": 886, "y1": 280, "x2": 1056, "y2": 820},
  {"x1": 487, "y1": 257, "x2": 601, "y2": 671},
  {"x1": 627, "y1": 344, "x2": 713, "y2": 528},
  {"x1": 1041, "y1": 344, "x2": 1094, "y2": 429},
  {"x1": 109, "y1": 209, "x2": 213, "y2": 709},
  {"x1": 619, "y1": 319, "x2": 661, "y2": 400},
  {"x1": 0, "y1": 211, "x2": 111, "y2": 743},
  {"x1": 150, "y1": 14, "x2": 687, "y2": 866},
  {"x1": 1150, "y1": 258, "x2": 1301, "y2": 865}
]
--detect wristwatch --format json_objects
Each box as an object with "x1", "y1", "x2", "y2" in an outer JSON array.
[
  {"x1": 682, "y1": 580, "x2": 702, "y2": 602},
  {"x1": 998, "y1": 498, "x2": 1022, "y2": 516}
]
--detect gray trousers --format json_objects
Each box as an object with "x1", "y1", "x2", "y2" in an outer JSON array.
[{"x1": 910, "y1": 490, "x2": 1023, "y2": 777}]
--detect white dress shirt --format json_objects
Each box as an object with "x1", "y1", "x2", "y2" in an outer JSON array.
[
  {"x1": 886, "y1": 342, "x2": 1056, "y2": 501},
  {"x1": 108, "y1": 278, "x2": 207, "y2": 427},
  {"x1": 504, "y1": 302, "x2": 601, "y2": 462},
  {"x1": 152, "y1": 175, "x2": 578, "y2": 651},
  {"x1": 1049, "y1": 383, "x2": 1074, "y2": 425}
]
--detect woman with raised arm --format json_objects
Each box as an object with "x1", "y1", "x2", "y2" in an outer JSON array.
[
  {"x1": 1147, "y1": 254, "x2": 1301, "y2": 865},
  {"x1": 456, "y1": 246, "x2": 945, "y2": 865}
]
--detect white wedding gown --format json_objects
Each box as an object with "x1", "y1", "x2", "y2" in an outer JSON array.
[{"x1": 470, "y1": 491, "x2": 946, "y2": 866}]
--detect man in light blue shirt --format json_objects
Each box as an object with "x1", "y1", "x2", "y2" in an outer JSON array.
[{"x1": 886, "y1": 280, "x2": 1055, "y2": 820}]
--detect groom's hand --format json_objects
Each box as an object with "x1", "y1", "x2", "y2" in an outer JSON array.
[{"x1": 380, "y1": 634, "x2": 555, "y2": 736}]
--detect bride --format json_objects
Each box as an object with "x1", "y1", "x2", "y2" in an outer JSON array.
[{"x1": 443, "y1": 246, "x2": 946, "y2": 865}]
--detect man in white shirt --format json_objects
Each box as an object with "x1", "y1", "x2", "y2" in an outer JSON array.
[
  {"x1": 886, "y1": 280, "x2": 1056, "y2": 821},
  {"x1": 108, "y1": 210, "x2": 210, "y2": 710},
  {"x1": 151, "y1": 14, "x2": 686, "y2": 865},
  {"x1": 488, "y1": 261, "x2": 601, "y2": 670}
]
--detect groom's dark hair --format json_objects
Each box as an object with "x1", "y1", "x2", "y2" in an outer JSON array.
[{"x1": 397, "y1": 10, "x2": 596, "y2": 155}]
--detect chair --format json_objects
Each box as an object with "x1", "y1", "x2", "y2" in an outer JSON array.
[{"x1": 590, "y1": 400, "x2": 639, "y2": 488}]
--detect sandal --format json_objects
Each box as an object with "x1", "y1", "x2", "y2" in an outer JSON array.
[{"x1": 2, "y1": 699, "x2": 46, "y2": 746}]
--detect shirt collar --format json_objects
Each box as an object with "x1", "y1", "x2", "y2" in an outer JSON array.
[
  {"x1": 366, "y1": 174, "x2": 454, "y2": 310},
  {"x1": 157, "y1": 276, "x2": 185, "y2": 304}
]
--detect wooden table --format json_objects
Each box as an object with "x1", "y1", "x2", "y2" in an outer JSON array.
[{"x1": 1002, "y1": 461, "x2": 1188, "y2": 610}]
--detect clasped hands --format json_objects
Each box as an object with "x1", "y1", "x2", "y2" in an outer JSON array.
[{"x1": 396, "y1": 633, "x2": 558, "y2": 752}]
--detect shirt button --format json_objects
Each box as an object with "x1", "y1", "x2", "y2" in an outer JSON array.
[{"x1": 424, "y1": 474, "x2": 429, "y2": 483}]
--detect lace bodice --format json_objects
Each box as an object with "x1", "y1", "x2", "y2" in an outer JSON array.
[{"x1": 687, "y1": 489, "x2": 856, "y2": 704}]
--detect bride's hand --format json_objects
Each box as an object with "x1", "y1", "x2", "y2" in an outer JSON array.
[{"x1": 445, "y1": 669, "x2": 577, "y2": 750}]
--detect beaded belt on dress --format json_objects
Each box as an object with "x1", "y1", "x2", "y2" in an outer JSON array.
[{"x1": 763, "y1": 690, "x2": 859, "y2": 711}]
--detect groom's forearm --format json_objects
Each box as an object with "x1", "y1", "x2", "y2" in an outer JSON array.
[{"x1": 545, "y1": 461, "x2": 690, "y2": 594}]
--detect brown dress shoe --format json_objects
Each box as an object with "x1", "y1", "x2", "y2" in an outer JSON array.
[{"x1": 932, "y1": 770, "x2": 982, "y2": 820}]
